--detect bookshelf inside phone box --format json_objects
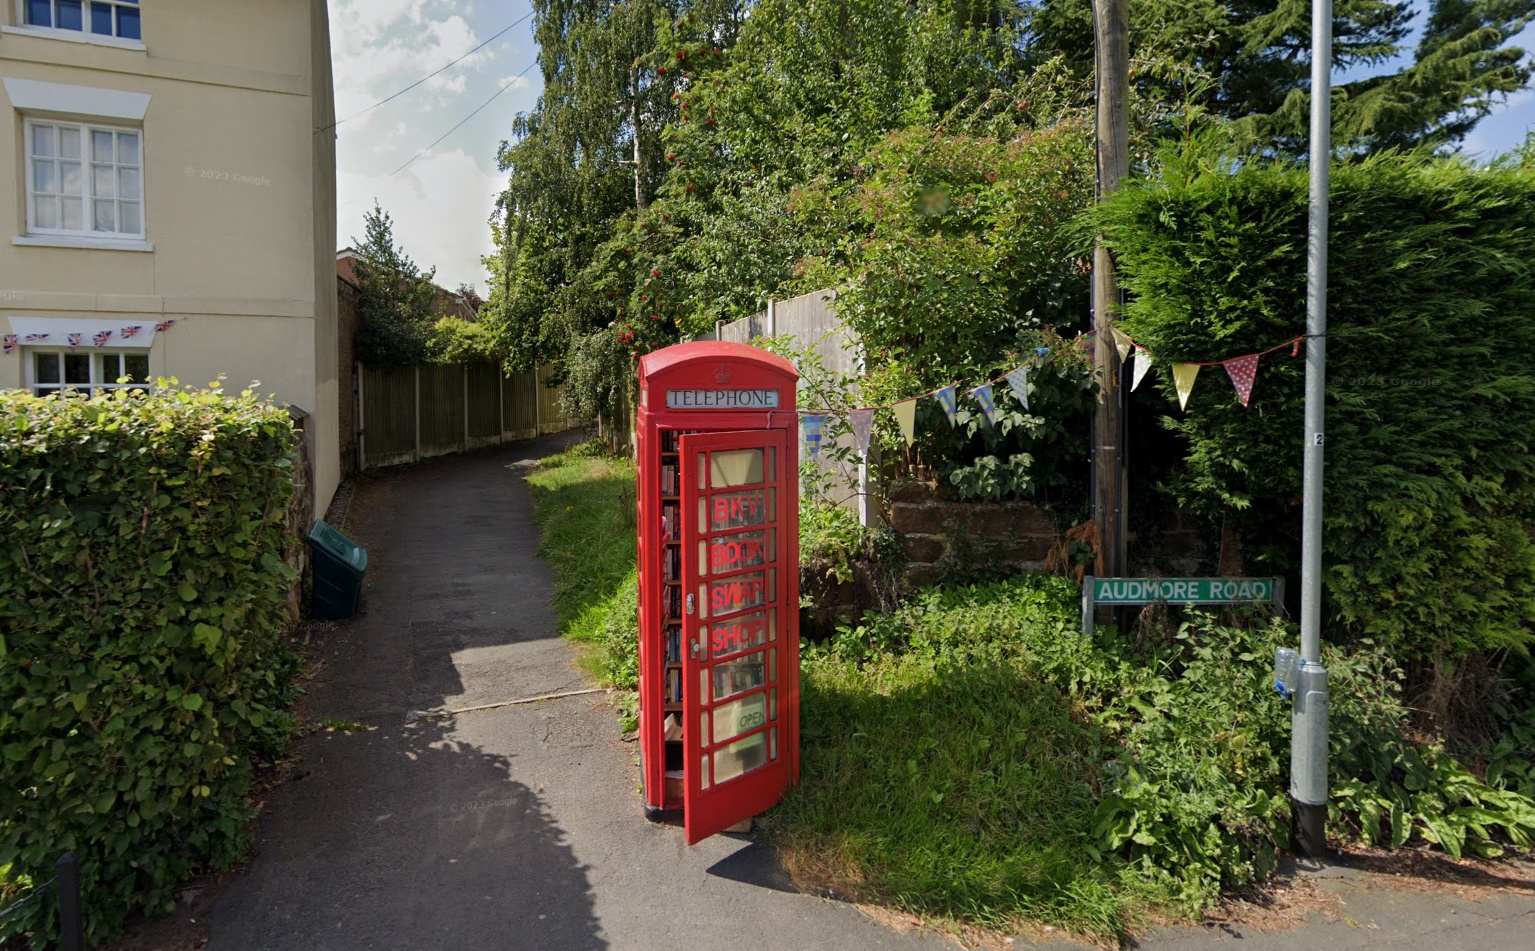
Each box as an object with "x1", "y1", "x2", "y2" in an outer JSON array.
[{"x1": 635, "y1": 342, "x2": 802, "y2": 844}]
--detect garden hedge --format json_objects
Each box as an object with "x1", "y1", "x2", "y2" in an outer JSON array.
[
  {"x1": 0, "y1": 385, "x2": 300, "y2": 945},
  {"x1": 1092, "y1": 150, "x2": 1535, "y2": 675}
]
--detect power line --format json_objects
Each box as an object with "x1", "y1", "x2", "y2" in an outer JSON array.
[
  {"x1": 321, "y1": 11, "x2": 534, "y2": 132},
  {"x1": 386, "y1": 62, "x2": 536, "y2": 180}
]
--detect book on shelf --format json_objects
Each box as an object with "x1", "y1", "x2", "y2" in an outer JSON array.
[{"x1": 664, "y1": 626, "x2": 682, "y2": 664}]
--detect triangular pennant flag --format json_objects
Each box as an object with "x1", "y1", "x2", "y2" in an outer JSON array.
[
  {"x1": 893, "y1": 399, "x2": 917, "y2": 446},
  {"x1": 1131, "y1": 349, "x2": 1153, "y2": 391},
  {"x1": 1172, "y1": 363, "x2": 1200, "y2": 410},
  {"x1": 2, "y1": 334, "x2": 16, "y2": 355},
  {"x1": 1224, "y1": 354, "x2": 1259, "y2": 408},
  {"x1": 1111, "y1": 327, "x2": 1133, "y2": 363},
  {"x1": 1291, "y1": 338, "x2": 1301, "y2": 358},
  {"x1": 803, "y1": 414, "x2": 825, "y2": 459},
  {"x1": 849, "y1": 409, "x2": 874, "y2": 455},
  {"x1": 68, "y1": 333, "x2": 82, "y2": 351},
  {"x1": 1005, "y1": 366, "x2": 1030, "y2": 410},
  {"x1": 1035, "y1": 346, "x2": 1050, "y2": 357},
  {"x1": 971, "y1": 383, "x2": 998, "y2": 424},
  {"x1": 935, "y1": 386, "x2": 958, "y2": 426}
]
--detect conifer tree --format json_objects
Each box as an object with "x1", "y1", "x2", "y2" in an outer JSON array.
[{"x1": 353, "y1": 202, "x2": 439, "y2": 368}]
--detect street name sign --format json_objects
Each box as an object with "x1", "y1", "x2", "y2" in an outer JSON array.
[{"x1": 1082, "y1": 576, "x2": 1285, "y2": 635}]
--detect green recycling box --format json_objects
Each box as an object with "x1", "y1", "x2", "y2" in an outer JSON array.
[{"x1": 308, "y1": 519, "x2": 368, "y2": 619}]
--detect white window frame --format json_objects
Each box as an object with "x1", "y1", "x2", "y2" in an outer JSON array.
[
  {"x1": 24, "y1": 118, "x2": 145, "y2": 241},
  {"x1": 10, "y1": 1, "x2": 143, "y2": 46},
  {"x1": 26, "y1": 346, "x2": 151, "y2": 398}
]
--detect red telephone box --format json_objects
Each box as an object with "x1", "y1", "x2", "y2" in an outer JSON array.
[{"x1": 635, "y1": 341, "x2": 801, "y2": 844}]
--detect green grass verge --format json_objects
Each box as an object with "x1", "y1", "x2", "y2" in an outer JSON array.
[{"x1": 525, "y1": 442, "x2": 640, "y2": 692}]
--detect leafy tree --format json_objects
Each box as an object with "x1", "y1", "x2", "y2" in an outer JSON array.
[
  {"x1": 352, "y1": 202, "x2": 439, "y2": 367},
  {"x1": 1025, "y1": 0, "x2": 1535, "y2": 153}
]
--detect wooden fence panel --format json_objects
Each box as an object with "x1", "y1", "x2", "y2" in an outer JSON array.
[
  {"x1": 419, "y1": 364, "x2": 465, "y2": 458},
  {"x1": 357, "y1": 362, "x2": 580, "y2": 471},
  {"x1": 361, "y1": 365, "x2": 417, "y2": 468},
  {"x1": 466, "y1": 363, "x2": 502, "y2": 447},
  {"x1": 503, "y1": 369, "x2": 539, "y2": 439}
]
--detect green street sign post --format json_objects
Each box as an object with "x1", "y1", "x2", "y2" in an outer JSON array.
[{"x1": 1081, "y1": 576, "x2": 1285, "y2": 636}]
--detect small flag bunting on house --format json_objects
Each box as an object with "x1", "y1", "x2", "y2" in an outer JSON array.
[
  {"x1": 2, "y1": 334, "x2": 16, "y2": 354},
  {"x1": 935, "y1": 385, "x2": 958, "y2": 426},
  {"x1": 93, "y1": 330, "x2": 112, "y2": 348},
  {"x1": 893, "y1": 399, "x2": 917, "y2": 446},
  {"x1": 971, "y1": 382, "x2": 998, "y2": 423},
  {"x1": 68, "y1": 333, "x2": 82, "y2": 351},
  {"x1": 1005, "y1": 366, "x2": 1030, "y2": 410},
  {"x1": 1225, "y1": 354, "x2": 1259, "y2": 407},
  {"x1": 1035, "y1": 347, "x2": 1050, "y2": 358},
  {"x1": 1172, "y1": 362, "x2": 1200, "y2": 410},
  {"x1": 155, "y1": 319, "x2": 176, "y2": 332},
  {"x1": 24, "y1": 334, "x2": 49, "y2": 342},
  {"x1": 803, "y1": 414, "x2": 825, "y2": 459},
  {"x1": 120, "y1": 325, "x2": 142, "y2": 339},
  {"x1": 1131, "y1": 349, "x2": 1153, "y2": 391},
  {"x1": 849, "y1": 409, "x2": 874, "y2": 455}
]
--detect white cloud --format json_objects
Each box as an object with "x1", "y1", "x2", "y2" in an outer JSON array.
[
  {"x1": 329, "y1": 2, "x2": 531, "y2": 295},
  {"x1": 329, "y1": 2, "x2": 491, "y2": 132},
  {"x1": 339, "y1": 150, "x2": 506, "y2": 295}
]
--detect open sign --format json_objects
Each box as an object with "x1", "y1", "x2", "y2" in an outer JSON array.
[{"x1": 711, "y1": 530, "x2": 772, "y2": 572}]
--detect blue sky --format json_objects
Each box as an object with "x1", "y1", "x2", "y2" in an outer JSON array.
[{"x1": 332, "y1": 2, "x2": 1535, "y2": 294}]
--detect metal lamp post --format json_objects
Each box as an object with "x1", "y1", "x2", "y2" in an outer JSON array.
[{"x1": 1293, "y1": 0, "x2": 1334, "y2": 859}]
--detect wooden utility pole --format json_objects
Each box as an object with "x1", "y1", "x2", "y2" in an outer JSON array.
[{"x1": 1093, "y1": 0, "x2": 1129, "y2": 579}]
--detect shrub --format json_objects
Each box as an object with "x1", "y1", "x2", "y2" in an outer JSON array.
[
  {"x1": 1091, "y1": 149, "x2": 1535, "y2": 673},
  {"x1": 0, "y1": 384, "x2": 299, "y2": 945}
]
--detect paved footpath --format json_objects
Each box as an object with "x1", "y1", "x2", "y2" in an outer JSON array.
[{"x1": 208, "y1": 435, "x2": 1534, "y2": 951}]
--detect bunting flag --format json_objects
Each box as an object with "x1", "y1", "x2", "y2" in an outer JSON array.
[
  {"x1": 935, "y1": 385, "x2": 958, "y2": 426},
  {"x1": 2, "y1": 334, "x2": 16, "y2": 355},
  {"x1": 1131, "y1": 349, "x2": 1153, "y2": 392},
  {"x1": 1172, "y1": 362, "x2": 1200, "y2": 410},
  {"x1": 1224, "y1": 354, "x2": 1259, "y2": 407},
  {"x1": 24, "y1": 334, "x2": 49, "y2": 343},
  {"x1": 803, "y1": 414, "x2": 825, "y2": 459},
  {"x1": 849, "y1": 408, "x2": 874, "y2": 455},
  {"x1": 1005, "y1": 366, "x2": 1030, "y2": 410},
  {"x1": 1111, "y1": 328, "x2": 1133, "y2": 363},
  {"x1": 93, "y1": 330, "x2": 112, "y2": 348},
  {"x1": 1035, "y1": 346, "x2": 1050, "y2": 357},
  {"x1": 893, "y1": 399, "x2": 917, "y2": 446},
  {"x1": 119, "y1": 325, "x2": 142, "y2": 339},
  {"x1": 68, "y1": 333, "x2": 82, "y2": 351},
  {"x1": 1292, "y1": 339, "x2": 1301, "y2": 358},
  {"x1": 155, "y1": 319, "x2": 176, "y2": 332},
  {"x1": 971, "y1": 383, "x2": 998, "y2": 424}
]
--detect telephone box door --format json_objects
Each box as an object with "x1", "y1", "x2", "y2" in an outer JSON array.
[{"x1": 679, "y1": 429, "x2": 793, "y2": 844}]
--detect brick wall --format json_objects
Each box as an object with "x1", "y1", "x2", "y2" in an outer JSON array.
[{"x1": 884, "y1": 480, "x2": 1064, "y2": 587}]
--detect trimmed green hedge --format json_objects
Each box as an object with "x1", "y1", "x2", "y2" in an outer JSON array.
[
  {"x1": 0, "y1": 385, "x2": 300, "y2": 946},
  {"x1": 1092, "y1": 151, "x2": 1535, "y2": 671}
]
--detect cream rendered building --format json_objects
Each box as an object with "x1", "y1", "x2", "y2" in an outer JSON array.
[{"x1": 0, "y1": 0, "x2": 340, "y2": 511}]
